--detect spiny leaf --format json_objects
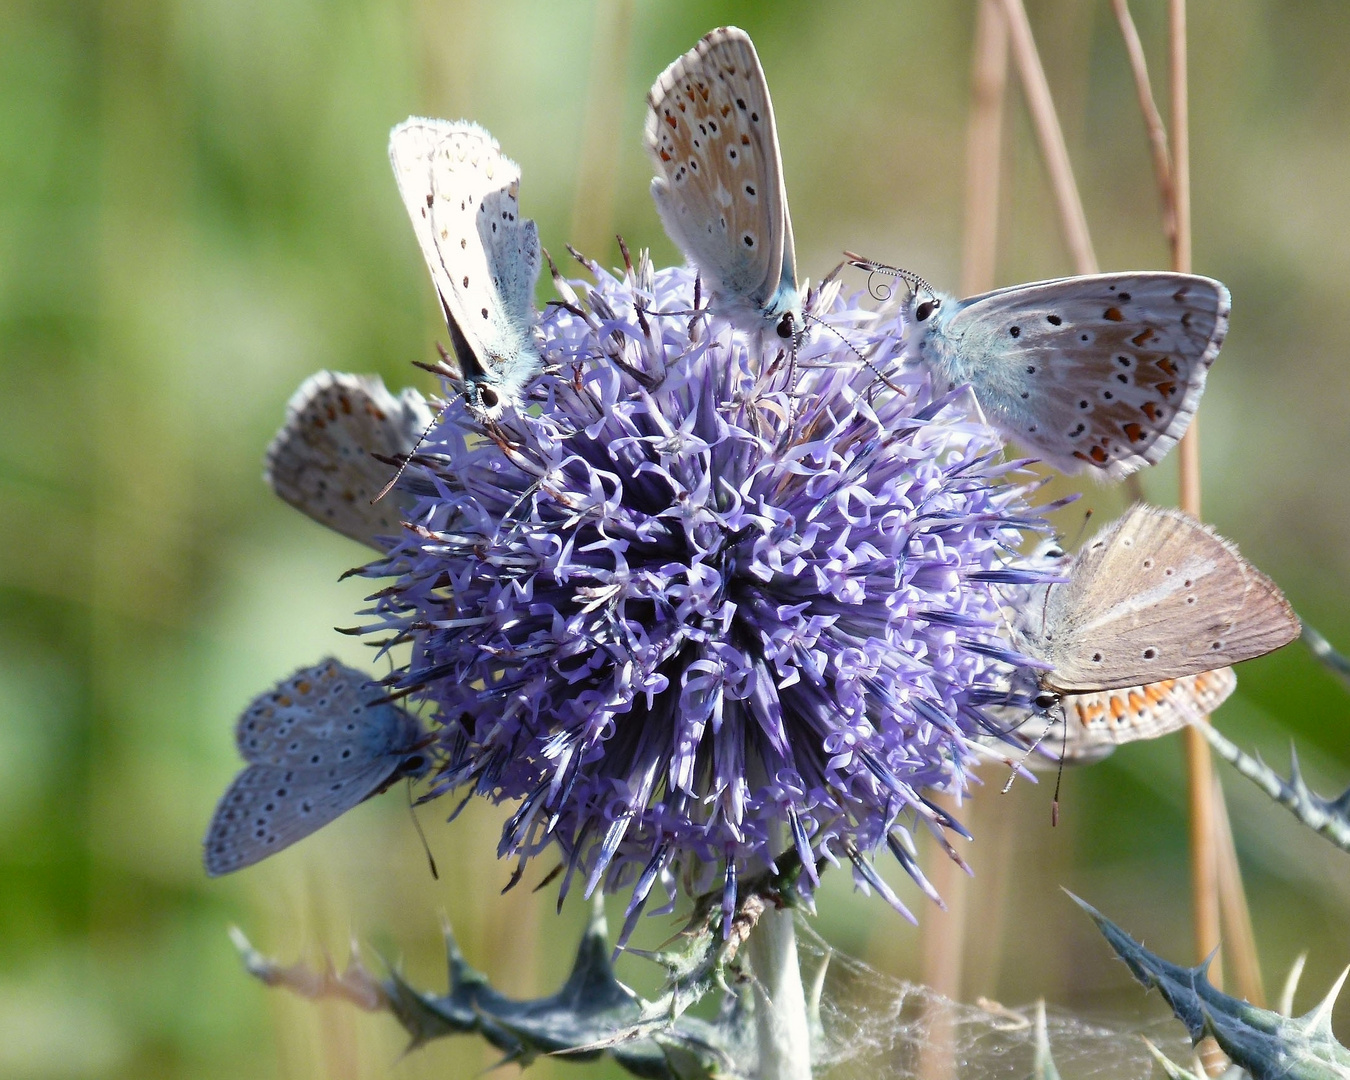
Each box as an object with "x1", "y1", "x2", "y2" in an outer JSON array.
[
  {"x1": 1199, "y1": 722, "x2": 1350, "y2": 853},
  {"x1": 230, "y1": 902, "x2": 746, "y2": 1079},
  {"x1": 1072, "y1": 893, "x2": 1350, "y2": 1080}
]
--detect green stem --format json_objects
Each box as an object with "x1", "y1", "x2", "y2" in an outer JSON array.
[{"x1": 748, "y1": 906, "x2": 812, "y2": 1080}]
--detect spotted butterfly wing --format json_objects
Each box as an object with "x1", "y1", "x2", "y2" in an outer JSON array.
[
  {"x1": 389, "y1": 119, "x2": 543, "y2": 415},
  {"x1": 203, "y1": 659, "x2": 427, "y2": 876},
  {"x1": 914, "y1": 273, "x2": 1229, "y2": 477},
  {"x1": 1050, "y1": 667, "x2": 1237, "y2": 764},
  {"x1": 1022, "y1": 504, "x2": 1298, "y2": 693},
  {"x1": 265, "y1": 372, "x2": 432, "y2": 550},
  {"x1": 644, "y1": 26, "x2": 800, "y2": 335}
]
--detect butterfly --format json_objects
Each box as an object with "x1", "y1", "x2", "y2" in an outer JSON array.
[
  {"x1": 265, "y1": 371, "x2": 433, "y2": 550},
  {"x1": 644, "y1": 26, "x2": 801, "y2": 338},
  {"x1": 850, "y1": 262, "x2": 1230, "y2": 478},
  {"x1": 203, "y1": 659, "x2": 429, "y2": 876},
  {"x1": 389, "y1": 119, "x2": 543, "y2": 416},
  {"x1": 1013, "y1": 503, "x2": 1296, "y2": 722}
]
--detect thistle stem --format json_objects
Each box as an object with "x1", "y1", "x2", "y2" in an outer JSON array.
[{"x1": 748, "y1": 906, "x2": 813, "y2": 1080}]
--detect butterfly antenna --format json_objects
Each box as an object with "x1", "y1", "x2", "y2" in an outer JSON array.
[
  {"x1": 1051, "y1": 702, "x2": 1068, "y2": 826},
  {"x1": 801, "y1": 311, "x2": 907, "y2": 395},
  {"x1": 373, "y1": 356, "x2": 449, "y2": 504},
  {"x1": 1070, "y1": 508, "x2": 1095, "y2": 548},
  {"x1": 1001, "y1": 725, "x2": 1050, "y2": 795},
  {"x1": 406, "y1": 777, "x2": 439, "y2": 880},
  {"x1": 843, "y1": 251, "x2": 935, "y2": 303}
]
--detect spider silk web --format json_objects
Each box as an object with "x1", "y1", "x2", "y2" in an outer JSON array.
[{"x1": 794, "y1": 922, "x2": 1194, "y2": 1079}]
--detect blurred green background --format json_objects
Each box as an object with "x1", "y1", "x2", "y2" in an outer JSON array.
[{"x1": 4, "y1": 0, "x2": 1350, "y2": 1076}]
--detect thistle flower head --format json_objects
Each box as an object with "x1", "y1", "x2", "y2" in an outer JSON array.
[{"x1": 363, "y1": 254, "x2": 1052, "y2": 936}]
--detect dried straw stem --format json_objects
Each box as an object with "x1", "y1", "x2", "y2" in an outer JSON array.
[
  {"x1": 920, "y1": 10, "x2": 1009, "y2": 1074},
  {"x1": 1164, "y1": 0, "x2": 1223, "y2": 997},
  {"x1": 962, "y1": 0, "x2": 1010, "y2": 297},
  {"x1": 1111, "y1": 0, "x2": 1177, "y2": 252},
  {"x1": 998, "y1": 0, "x2": 1098, "y2": 275},
  {"x1": 1214, "y1": 773, "x2": 1265, "y2": 1006}
]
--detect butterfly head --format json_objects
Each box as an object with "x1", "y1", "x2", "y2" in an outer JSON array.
[
  {"x1": 1033, "y1": 687, "x2": 1060, "y2": 713},
  {"x1": 760, "y1": 277, "x2": 803, "y2": 342},
  {"x1": 913, "y1": 296, "x2": 941, "y2": 323},
  {"x1": 470, "y1": 380, "x2": 503, "y2": 416}
]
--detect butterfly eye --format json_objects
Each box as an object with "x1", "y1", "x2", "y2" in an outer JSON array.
[
  {"x1": 915, "y1": 300, "x2": 937, "y2": 322},
  {"x1": 776, "y1": 312, "x2": 795, "y2": 339},
  {"x1": 478, "y1": 386, "x2": 500, "y2": 410},
  {"x1": 1034, "y1": 690, "x2": 1058, "y2": 711}
]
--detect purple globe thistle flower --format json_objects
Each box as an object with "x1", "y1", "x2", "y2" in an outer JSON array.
[{"x1": 361, "y1": 251, "x2": 1052, "y2": 940}]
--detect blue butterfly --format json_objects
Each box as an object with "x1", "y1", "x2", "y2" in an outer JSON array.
[
  {"x1": 855, "y1": 263, "x2": 1230, "y2": 477},
  {"x1": 389, "y1": 119, "x2": 543, "y2": 416},
  {"x1": 204, "y1": 660, "x2": 428, "y2": 875},
  {"x1": 645, "y1": 27, "x2": 801, "y2": 339}
]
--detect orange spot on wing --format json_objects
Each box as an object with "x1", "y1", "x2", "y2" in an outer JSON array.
[
  {"x1": 1109, "y1": 695, "x2": 1127, "y2": 721},
  {"x1": 1141, "y1": 402, "x2": 1161, "y2": 421},
  {"x1": 1089, "y1": 445, "x2": 1109, "y2": 464},
  {"x1": 1103, "y1": 307, "x2": 1124, "y2": 321},
  {"x1": 1131, "y1": 329, "x2": 1155, "y2": 347},
  {"x1": 1123, "y1": 422, "x2": 1145, "y2": 443},
  {"x1": 1156, "y1": 357, "x2": 1177, "y2": 375},
  {"x1": 1156, "y1": 382, "x2": 1177, "y2": 397}
]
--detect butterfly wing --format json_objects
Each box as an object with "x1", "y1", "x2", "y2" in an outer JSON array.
[
  {"x1": 644, "y1": 26, "x2": 799, "y2": 330},
  {"x1": 388, "y1": 119, "x2": 543, "y2": 414},
  {"x1": 265, "y1": 372, "x2": 432, "y2": 549},
  {"x1": 921, "y1": 273, "x2": 1229, "y2": 477},
  {"x1": 1035, "y1": 505, "x2": 1298, "y2": 692},
  {"x1": 203, "y1": 759, "x2": 408, "y2": 876},
  {"x1": 206, "y1": 659, "x2": 428, "y2": 875},
  {"x1": 1054, "y1": 667, "x2": 1237, "y2": 763},
  {"x1": 234, "y1": 659, "x2": 424, "y2": 770}
]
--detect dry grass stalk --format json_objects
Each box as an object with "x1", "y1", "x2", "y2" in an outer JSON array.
[
  {"x1": 998, "y1": 0, "x2": 1098, "y2": 275},
  {"x1": 962, "y1": 0, "x2": 1010, "y2": 297},
  {"x1": 919, "y1": 9, "x2": 1010, "y2": 1078},
  {"x1": 1213, "y1": 774, "x2": 1266, "y2": 1006},
  {"x1": 1110, "y1": 0, "x2": 1177, "y2": 251},
  {"x1": 1163, "y1": 1, "x2": 1224, "y2": 1009}
]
